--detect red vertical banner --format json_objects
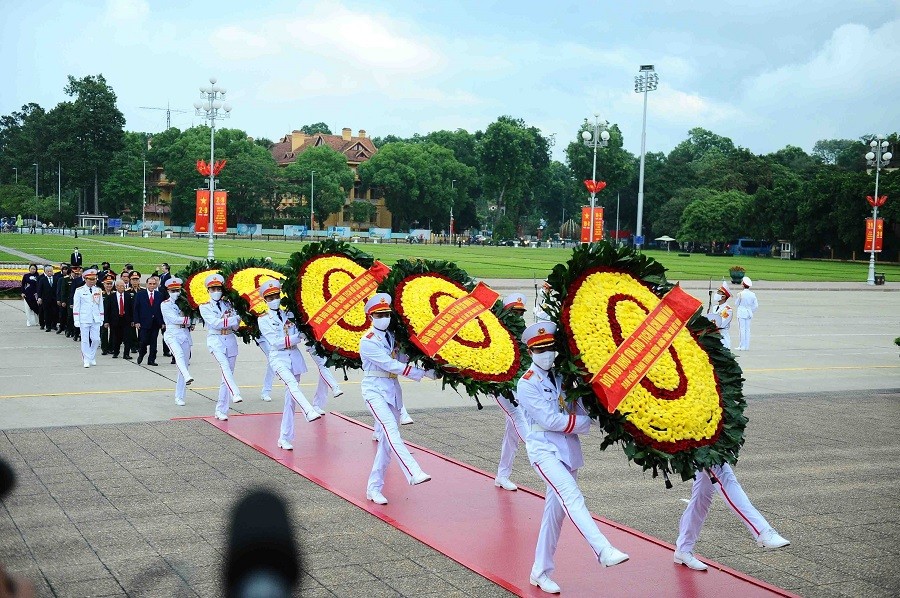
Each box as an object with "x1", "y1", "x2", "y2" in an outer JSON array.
[
  {"x1": 195, "y1": 190, "x2": 210, "y2": 233},
  {"x1": 213, "y1": 191, "x2": 228, "y2": 233},
  {"x1": 580, "y1": 207, "x2": 605, "y2": 242},
  {"x1": 864, "y1": 218, "x2": 883, "y2": 252}
]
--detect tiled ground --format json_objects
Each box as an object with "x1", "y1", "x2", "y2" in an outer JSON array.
[{"x1": 1, "y1": 389, "x2": 898, "y2": 597}]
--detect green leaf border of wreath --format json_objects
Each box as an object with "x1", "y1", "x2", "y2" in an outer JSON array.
[
  {"x1": 546, "y1": 241, "x2": 748, "y2": 481},
  {"x1": 218, "y1": 257, "x2": 290, "y2": 345},
  {"x1": 379, "y1": 258, "x2": 528, "y2": 407},
  {"x1": 282, "y1": 239, "x2": 376, "y2": 371},
  {"x1": 173, "y1": 259, "x2": 223, "y2": 326}
]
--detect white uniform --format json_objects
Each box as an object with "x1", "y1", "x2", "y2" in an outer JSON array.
[
  {"x1": 73, "y1": 284, "x2": 104, "y2": 365},
  {"x1": 735, "y1": 289, "x2": 758, "y2": 350},
  {"x1": 676, "y1": 464, "x2": 776, "y2": 554},
  {"x1": 161, "y1": 299, "x2": 193, "y2": 402},
  {"x1": 257, "y1": 308, "x2": 318, "y2": 445},
  {"x1": 199, "y1": 299, "x2": 242, "y2": 415},
  {"x1": 256, "y1": 336, "x2": 276, "y2": 400},
  {"x1": 308, "y1": 347, "x2": 341, "y2": 412},
  {"x1": 360, "y1": 327, "x2": 431, "y2": 494},
  {"x1": 494, "y1": 391, "x2": 528, "y2": 481},
  {"x1": 705, "y1": 302, "x2": 734, "y2": 350},
  {"x1": 517, "y1": 365, "x2": 618, "y2": 580}
]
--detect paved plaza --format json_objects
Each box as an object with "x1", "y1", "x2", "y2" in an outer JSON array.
[{"x1": 0, "y1": 281, "x2": 898, "y2": 597}]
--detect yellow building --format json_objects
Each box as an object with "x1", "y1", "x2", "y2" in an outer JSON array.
[{"x1": 270, "y1": 128, "x2": 391, "y2": 230}]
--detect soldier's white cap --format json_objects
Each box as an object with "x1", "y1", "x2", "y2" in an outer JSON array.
[
  {"x1": 365, "y1": 293, "x2": 392, "y2": 315},
  {"x1": 742, "y1": 276, "x2": 752, "y2": 288},
  {"x1": 165, "y1": 277, "x2": 183, "y2": 290},
  {"x1": 82, "y1": 268, "x2": 98, "y2": 279},
  {"x1": 502, "y1": 293, "x2": 526, "y2": 310},
  {"x1": 204, "y1": 273, "x2": 224, "y2": 288},
  {"x1": 718, "y1": 284, "x2": 731, "y2": 299},
  {"x1": 258, "y1": 278, "x2": 282, "y2": 298},
  {"x1": 522, "y1": 322, "x2": 556, "y2": 349}
]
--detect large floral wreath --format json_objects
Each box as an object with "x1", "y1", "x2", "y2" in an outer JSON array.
[
  {"x1": 218, "y1": 258, "x2": 289, "y2": 343},
  {"x1": 283, "y1": 239, "x2": 384, "y2": 371},
  {"x1": 174, "y1": 260, "x2": 223, "y2": 324},
  {"x1": 380, "y1": 259, "x2": 525, "y2": 405},
  {"x1": 547, "y1": 242, "x2": 747, "y2": 480}
]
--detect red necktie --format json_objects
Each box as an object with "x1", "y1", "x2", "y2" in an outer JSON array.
[
  {"x1": 149, "y1": 292, "x2": 154, "y2": 306},
  {"x1": 119, "y1": 294, "x2": 124, "y2": 316}
]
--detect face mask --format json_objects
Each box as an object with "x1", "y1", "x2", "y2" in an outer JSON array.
[
  {"x1": 209, "y1": 291, "x2": 223, "y2": 301},
  {"x1": 266, "y1": 298, "x2": 281, "y2": 311},
  {"x1": 169, "y1": 292, "x2": 180, "y2": 301},
  {"x1": 531, "y1": 351, "x2": 556, "y2": 371},
  {"x1": 372, "y1": 316, "x2": 391, "y2": 331},
  {"x1": 712, "y1": 293, "x2": 723, "y2": 303}
]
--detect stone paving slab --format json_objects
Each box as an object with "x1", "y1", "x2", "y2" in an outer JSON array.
[{"x1": 1, "y1": 388, "x2": 898, "y2": 597}]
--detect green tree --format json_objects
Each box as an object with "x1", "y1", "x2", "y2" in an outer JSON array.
[
  {"x1": 479, "y1": 116, "x2": 550, "y2": 223},
  {"x1": 533, "y1": 161, "x2": 579, "y2": 230},
  {"x1": 282, "y1": 146, "x2": 354, "y2": 228},
  {"x1": 101, "y1": 131, "x2": 148, "y2": 218},
  {"x1": 678, "y1": 189, "x2": 751, "y2": 243},
  {"x1": 0, "y1": 183, "x2": 33, "y2": 216},
  {"x1": 348, "y1": 200, "x2": 376, "y2": 229},
  {"x1": 218, "y1": 138, "x2": 277, "y2": 225},
  {"x1": 492, "y1": 213, "x2": 515, "y2": 240},
  {"x1": 358, "y1": 141, "x2": 475, "y2": 231},
  {"x1": 565, "y1": 122, "x2": 635, "y2": 209},
  {"x1": 300, "y1": 122, "x2": 332, "y2": 135},
  {"x1": 651, "y1": 191, "x2": 693, "y2": 238}
]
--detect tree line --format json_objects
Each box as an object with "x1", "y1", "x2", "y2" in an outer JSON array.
[{"x1": 0, "y1": 74, "x2": 896, "y2": 258}]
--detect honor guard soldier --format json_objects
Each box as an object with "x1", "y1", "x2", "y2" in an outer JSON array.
[
  {"x1": 256, "y1": 279, "x2": 321, "y2": 450},
  {"x1": 517, "y1": 322, "x2": 628, "y2": 594},
  {"x1": 493, "y1": 293, "x2": 530, "y2": 492},
  {"x1": 706, "y1": 284, "x2": 734, "y2": 350},
  {"x1": 161, "y1": 277, "x2": 195, "y2": 406},
  {"x1": 674, "y1": 466, "x2": 790, "y2": 571},
  {"x1": 360, "y1": 293, "x2": 438, "y2": 506},
  {"x1": 73, "y1": 268, "x2": 105, "y2": 368},
  {"x1": 199, "y1": 274, "x2": 244, "y2": 420},
  {"x1": 734, "y1": 276, "x2": 758, "y2": 351}
]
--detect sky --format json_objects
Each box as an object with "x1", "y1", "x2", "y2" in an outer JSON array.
[{"x1": 2, "y1": 0, "x2": 899, "y2": 162}]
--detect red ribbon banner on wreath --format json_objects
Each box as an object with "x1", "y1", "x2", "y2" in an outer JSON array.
[
  {"x1": 866, "y1": 195, "x2": 887, "y2": 208},
  {"x1": 307, "y1": 261, "x2": 392, "y2": 340},
  {"x1": 410, "y1": 282, "x2": 500, "y2": 358},
  {"x1": 591, "y1": 285, "x2": 702, "y2": 413},
  {"x1": 584, "y1": 180, "x2": 607, "y2": 194}
]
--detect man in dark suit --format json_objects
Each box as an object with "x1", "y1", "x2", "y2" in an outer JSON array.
[
  {"x1": 37, "y1": 265, "x2": 59, "y2": 332},
  {"x1": 157, "y1": 263, "x2": 173, "y2": 358},
  {"x1": 70, "y1": 247, "x2": 83, "y2": 267},
  {"x1": 54, "y1": 264, "x2": 70, "y2": 335},
  {"x1": 104, "y1": 279, "x2": 134, "y2": 359},
  {"x1": 133, "y1": 275, "x2": 164, "y2": 365},
  {"x1": 67, "y1": 265, "x2": 85, "y2": 341}
]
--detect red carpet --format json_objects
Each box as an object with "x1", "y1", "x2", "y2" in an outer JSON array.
[{"x1": 203, "y1": 412, "x2": 796, "y2": 597}]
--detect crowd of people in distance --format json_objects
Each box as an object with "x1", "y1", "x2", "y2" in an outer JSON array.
[{"x1": 17, "y1": 248, "x2": 782, "y2": 595}]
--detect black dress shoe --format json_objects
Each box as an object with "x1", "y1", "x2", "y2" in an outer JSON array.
[
  {"x1": 56, "y1": 329, "x2": 64, "y2": 335},
  {"x1": 163, "y1": 352, "x2": 171, "y2": 357},
  {"x1": 147, "y1": 361, "x2": 158, "y2": 367},
  {"x1": 45, "y1": 328, "x2": 53, "y2": 333},
  {"x1": 123, "y1": 355, "x2": 133, "y2": 360},
  {"x1": 112, "y1": 354, "x2": 119, "y2": 359},
  {"x1": 170, "y1": 357, "x2": 176, "y2": 365},
  {"x1": 101, "y1": 350, "x2": 109, "y2": 355},
  {"x1": 137, "y1": 353, "x2": 145, "y2": 364}
]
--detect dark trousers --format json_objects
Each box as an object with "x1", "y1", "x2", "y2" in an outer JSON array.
[
  {"x1": 110, "y1": 322, "x2": 131, "y2": 356},
  {"x1": 40, "y1": 303, "x2": 57, "y2": 330},
  {"x1": 100, "y1": 324, "x2": 110, "y2": 353},
  {"x1": 138, "y1": 323, "x2": 161, "y2": 362}
]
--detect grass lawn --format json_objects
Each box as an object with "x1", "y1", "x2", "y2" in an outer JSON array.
[
  {"x1": 1, "y1": 233, "x2": 898, "y2": 282},
  {"x1": 0, "y1": 250, "x2": 27, "y2": 263}
]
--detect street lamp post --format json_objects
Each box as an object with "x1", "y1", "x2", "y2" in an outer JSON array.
[
  {"x1": 193, "y1": 77, "x2": 231, "y2": 262},
  {"x1": 634, "y1": 64, "x2": 659, "y2": 249},
  {"x1": 580, "y1": 114, "x2": 610, "y2": 242},
  {"x1": 864, "y1": 135, "x2": 892, "y2": 285},
  {"x1": 142, "y1": 159, "x2": 147, "y2": 231},
  {"x1": 310, "y1": 170, "x2": 316, "y2": 235},
  {"x1": 449, "y1": 179, "x2": 456, "y2": 240}
]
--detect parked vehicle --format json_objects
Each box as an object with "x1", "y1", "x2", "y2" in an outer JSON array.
[{"x1": 727, "y1": 238, "x2": 771, "y2": 256}]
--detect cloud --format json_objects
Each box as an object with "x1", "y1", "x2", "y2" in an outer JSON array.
[{"x1": 103, "y1": 0, "x2": 148, "y2": 23}]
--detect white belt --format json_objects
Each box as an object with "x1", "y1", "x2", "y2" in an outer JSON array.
[
  {"x1": 364, "y1": 371, "x2": 398, "y2": 379},
  {"x1": 209, "y1": 329, "x2": 233, "y2": 336}
]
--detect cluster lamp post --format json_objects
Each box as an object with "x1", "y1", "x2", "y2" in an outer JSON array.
[
  {"x1": 634, "y1": 64, "x2": 658, "y2": 249},
  {"x1": 193, "y1": 77, "x2": 231, "y2": 261},
  {"x1": 864, "y1": 136, "x2": 892, "y2": 285},
  {"x1": 580, "y1": 114, "x2": 610, "y2": 242}
]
